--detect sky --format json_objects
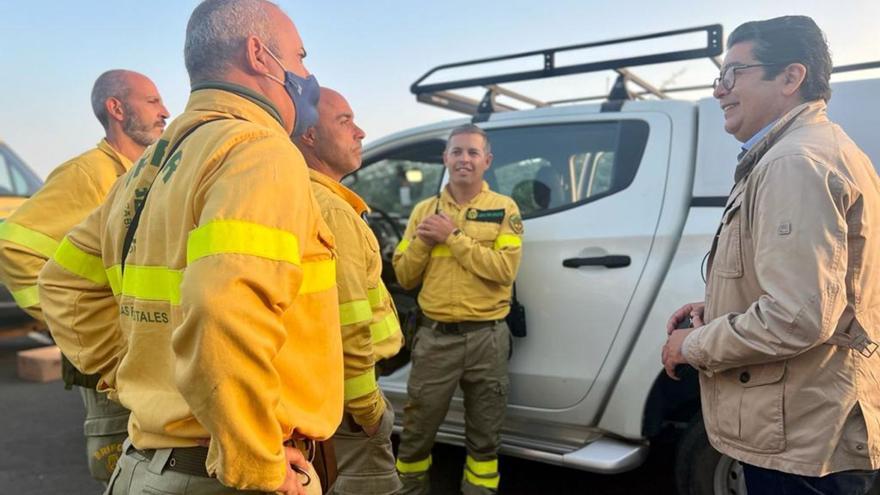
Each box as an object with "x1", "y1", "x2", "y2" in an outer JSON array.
[{"x1": 1, "y1": 1, "x2": 879, "y2": 178}]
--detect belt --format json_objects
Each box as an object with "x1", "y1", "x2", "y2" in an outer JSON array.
[
  {"x1": 139, "y1": 446, "x2": 211, "y2": 477},
  {"x1": 425, "y1": 316, "x2": 502, "y2": 333}
]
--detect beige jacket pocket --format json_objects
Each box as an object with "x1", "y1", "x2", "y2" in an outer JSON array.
[
  {"x1": 715, "y1": 361, "x2": 786, "y2": 453},
  {"x1": 712, "y1": 197, "x2": 744, "y2": 279}
]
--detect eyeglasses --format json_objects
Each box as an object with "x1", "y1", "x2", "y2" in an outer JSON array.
[{"x1": 712, "y1": 63, "x2": 781, "y2": 92}]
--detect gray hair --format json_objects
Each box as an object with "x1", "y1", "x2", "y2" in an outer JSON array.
[
  {"x1": 447, "y1": 124, "x2": 491, "y2": 154},
  {"x1": 91, "y1": 70, "x2": 134, "y2": 129},
  {"x1": 185, "y1": 0, "x2": 281, "y2": 84}
]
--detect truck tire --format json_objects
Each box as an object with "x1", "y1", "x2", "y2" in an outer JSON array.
[{"x1": 675, "y1": 417, "x2": 746, "y2": 495}]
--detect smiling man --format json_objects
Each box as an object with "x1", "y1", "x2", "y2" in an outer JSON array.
[
  {"x1": 0, "y1": 69, "x2": 167, "y2": 483},
  {"x1": 393, "y1": 124, "x2": 523, "y2": 495},
  {"x1": 663, "y1": 16, "x2": 880, "y2": 494}
]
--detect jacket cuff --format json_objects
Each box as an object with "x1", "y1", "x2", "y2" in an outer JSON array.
[
  {"x1": 446, "y1": 230, "x2": 469, "y2": 255},
  {"x1": 682, "y1": 327, "x2": 714, "y2": 377},
  {"x1": 349, "y1": 390, "x2": 386, "y2": 428},
  {"x1": 211, "y1": 446, "x2": 287, "y2": 492}
]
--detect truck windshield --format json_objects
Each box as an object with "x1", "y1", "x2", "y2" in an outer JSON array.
[{"x1": 0, "y1": 143, "x2": 42, "y2": 197}]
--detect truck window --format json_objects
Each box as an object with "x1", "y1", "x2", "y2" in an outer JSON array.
[
  {"x1": 485, "y1": 121, "x2": 649, "y2": 218},
  {"x1": 343, "y1": 140, "x2": 446, "y2": 221}
]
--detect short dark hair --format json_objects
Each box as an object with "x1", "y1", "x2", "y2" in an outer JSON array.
[
  {"x1": 447, "y1": 124, "x2": 491, "y2": 154},
  {"x1": 727, "y1": 15, "x2": 832, "y2": 102}
]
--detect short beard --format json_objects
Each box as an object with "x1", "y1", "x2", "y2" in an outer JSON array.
[{"x1": 122, "y1": 104, "x2": 158, "y2": 147}]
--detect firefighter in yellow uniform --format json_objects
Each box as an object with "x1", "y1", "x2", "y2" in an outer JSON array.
[
  {"x1": 393, "y1": 124, "x2": 523, "y2": 495},
  {"x1": 296, "y1": 88, "x2": 404, "y2": 494},
  {"x1": 0, "y1": 69, "x2": 168, "y2": 482},
  {"x1": 38, "y1": 2, "x2": 341, "y2": 493}
]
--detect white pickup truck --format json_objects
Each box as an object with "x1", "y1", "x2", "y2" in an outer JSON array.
[{"x1": 343, "y1": 25, "x2": 880, "y2": 495}]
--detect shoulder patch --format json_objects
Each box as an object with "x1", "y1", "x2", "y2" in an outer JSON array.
[{"x1": 509, "y1": 214, "x2": 524, "y2": 234}]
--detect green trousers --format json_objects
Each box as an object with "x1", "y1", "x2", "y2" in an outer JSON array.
[
  {"x1": 329, "y1": 393, "x2": 401, "y2": 494},
  {"x1": 396, "y1": 321, "x2": 510, "y2": 495},
  {"x1": 79, "y1": 386, "x2": 130, "y2": 482}
]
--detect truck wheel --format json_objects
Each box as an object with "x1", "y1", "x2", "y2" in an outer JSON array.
[{"x1": 675, "y1": 418, "x2": 747, "y2": 495}]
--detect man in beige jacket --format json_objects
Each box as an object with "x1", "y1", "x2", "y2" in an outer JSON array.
[{"x1": 663, "y1": 16, "x2": 880, "y2": 494}]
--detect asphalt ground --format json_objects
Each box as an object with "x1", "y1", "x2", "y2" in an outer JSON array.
[{"x1": 0, "y1": 335, "x2": 675, "y2": 495}]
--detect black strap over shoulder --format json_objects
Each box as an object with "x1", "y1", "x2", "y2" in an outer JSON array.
[{"x1": 120, "y1": 118, "x2": 226, "y2": 274}]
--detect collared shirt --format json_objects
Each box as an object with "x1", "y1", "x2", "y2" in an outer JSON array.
[{"x1": 740, "y1": 120, "x2": 778, "y2": 157}]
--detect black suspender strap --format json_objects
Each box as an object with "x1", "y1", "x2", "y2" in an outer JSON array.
[{"x1": 120, "y1": 118, "x2": 225, "y2": 274}]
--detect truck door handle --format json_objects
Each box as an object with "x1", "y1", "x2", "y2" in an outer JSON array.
[{"x1": 562, "y1": 255, "x2": 631, "y2": 269}]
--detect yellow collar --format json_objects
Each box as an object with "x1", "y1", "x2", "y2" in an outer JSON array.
[
  {"x1": 440, "y1": 181, "x2": 490, "y2": 207},
  {"x1": 96, "y1": 138, "x2": 132, "y2": 174},
  {"x1": 309, "y1": 169, "x2": 370, "y2": 215}
]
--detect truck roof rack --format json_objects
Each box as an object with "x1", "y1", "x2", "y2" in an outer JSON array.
[{"x1": 410, "y1": 24, "x2": 724, "y2": 118}]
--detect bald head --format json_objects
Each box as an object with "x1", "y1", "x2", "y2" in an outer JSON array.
[
  {"x1": 296, "y1": 88, "x2": 365, "y2": 181},
  {"x1": 91, "y1": 70, "x2": 150, "y2": 129}
]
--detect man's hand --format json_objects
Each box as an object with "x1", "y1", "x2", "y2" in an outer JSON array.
[
  {"x1": 275, "y1": 444, "x2": 311, "y2": 495},
  {"x1": 662, "y1": 327, "x2": 696, "y2": 381},
  {"x1": 666, "y1": 301, "x2": 705, "y2": 335},
  {"x1": 416, "y1": 213, "x2": 457, "y2": 245},
  {"x1": 362, "y1": 419, "x2": 381, "y2": 437}
]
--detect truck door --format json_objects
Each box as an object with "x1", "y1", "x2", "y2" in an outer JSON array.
[{"x1": 481, "y1": 116, "x2": 669, "y2": 410}]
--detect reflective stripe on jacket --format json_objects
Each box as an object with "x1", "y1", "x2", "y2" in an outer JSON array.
[
  {"x1": 393, "y1": 182, "x2": 523, "y2": 322},
  {"x1": 39, "y1": 84, "x2": 343, "y2": 492},
  {"x1": 683, "y1": 101, "x2": 880, "y2": 475},
  {"x1": 309, "y1": 170, "x2": 403, "y2": 427},
  {"x1": 0, "y1": 139, "x2": 130, "y2": 319}
]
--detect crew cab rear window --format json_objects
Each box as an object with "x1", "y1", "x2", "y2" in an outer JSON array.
[{"x1": 485, "y1": 120, "x2": 649, "y2": 218}]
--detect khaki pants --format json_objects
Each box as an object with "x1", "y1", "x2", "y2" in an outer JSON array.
[
  {"x1": 329, "y1": 394, "x2": 401, "y2": 495},
  {"x1": 79, "y1": 386, "x2": 130, "y2": 482},
  {"x1": 396, "y1": 321, "x2": 510, "y2": 495},
  {"x1": 105, "y1": 439, "x2": 322, "y2": 495}
]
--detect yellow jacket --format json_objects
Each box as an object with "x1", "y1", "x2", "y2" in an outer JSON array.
[
  {"x1": 393, "y1": 182, "x2": 523, "y2": 322},
  {"x1": 0, "y1": 139, "x2": 130, "y2": 319},
  {"x1": 310, "y1": 170, "x2": 403, "y2": 427},
  {"x1": 39, "y1": 84, "x2": 343, "y2": 492}
]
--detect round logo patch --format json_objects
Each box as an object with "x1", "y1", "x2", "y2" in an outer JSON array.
[
  {"x1": 509, "y1": 214, "x2": 524, "y2": 234},
  {"x1": 466, "y1": 209, "x2": 478, "y2": 220}
]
